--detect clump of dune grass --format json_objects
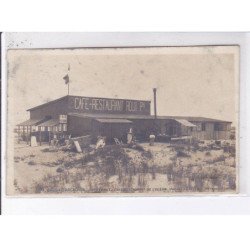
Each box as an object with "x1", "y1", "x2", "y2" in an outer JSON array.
[
  {"x1": 176, "y1": 150, "x2": 190, "y2": 158},
  {"x1": 205, "y1": 151, "x2": 211, "y2": 156},
  {"x1": 28, "y1": 160, "x2": 37, "y2": 166},
  {"x1": 141, "y1": 150, "x2": 153, "y2": 159}
]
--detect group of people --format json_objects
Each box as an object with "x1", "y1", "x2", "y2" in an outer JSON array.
[
  {"x1": 50, "y1": 133, "x2": 71, "y2": 147},
  {"x1": 127, "y1": 128, "x2": 156, "y2": 146},
  {"x1": 95, "y1": 127, "x2": 156, "y2": 149}
]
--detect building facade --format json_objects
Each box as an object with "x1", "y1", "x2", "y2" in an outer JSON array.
[{"x1": 17, "y1": 95, "x2": 232, "y2": 143}]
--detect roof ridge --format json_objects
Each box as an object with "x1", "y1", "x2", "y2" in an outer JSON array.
[{"x1": 27, "y1": 95, "x2": 69, "y2": 111}]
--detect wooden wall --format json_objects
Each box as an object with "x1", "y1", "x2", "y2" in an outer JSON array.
[
  {"x1": 67, "y1": 115, "x2": 92, "y2": 137},
  {"x1": 92, "y1": 120, "x2": 131, "y2": 141},
  {"x1": 30, "y1": 97, "x2": 69, "y2": 119},
  {"x1": 190, "y1": 122, "x2": 231, "y2": 140}
]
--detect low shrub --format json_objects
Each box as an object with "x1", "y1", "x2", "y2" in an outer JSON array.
[
  {"x1": 170, "y1": 156, "x2": 177, "y2": 162},
  {"x1": 205, "y1": 151, "x2": 211, "y2": 156},
  {"x1": 131, "y1": 144, "x2": 145, "y2": 152},
  {"x1": 34, "y1": 182, "x2": 45, "y2": 193},
  {"x1": 191, "y1": 142, "x2": 200, "y2": 152},
  {"x1": 176, "y1": 150, "x2": 190, "y2": 158},
  {"x1": 28, "y1": 160, "x2": 36, "y2": 166},
  {"x1": 223, "y1": 144, "x2": 236, "y2": 155},
  {"x1": 205, "y1": 154, "x2": 226, "y2": 164},
  {"x1": 214, "y1": 155, "x2": 226, "y2": 162},
  {"x1": 56, "y1": 167, "x2": 64, "y2": 173},
  {"x1": 141, "y1": 162, "x2": 149, "y2": 174},
  {"x1": 41, "y1": 148, "x2": 50, "y2": 152},
  {"x1": 141, "y1": 150, "x2": 153, "y2": 159},
  {"x1": 173, "y1": 144, "x2": 185, "y2": 151},
  {"x1": 82, "y1": 153, "x2": 95, "y2": 164}
]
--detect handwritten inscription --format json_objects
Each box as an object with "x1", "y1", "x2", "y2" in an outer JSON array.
[{"x1": 73, "y1": 97, "x2": 147, "y2": 113}]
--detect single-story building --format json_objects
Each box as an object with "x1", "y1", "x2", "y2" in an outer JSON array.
[{"x1": 17, "y1": 95, "x2": 232, "y2": 144}]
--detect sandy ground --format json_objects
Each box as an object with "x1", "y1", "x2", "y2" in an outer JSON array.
[{"x1": 8, "y1": 141, "x2": 236, "y2": 195}]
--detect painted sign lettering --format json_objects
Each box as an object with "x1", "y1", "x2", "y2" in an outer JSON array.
[{"x1": 69, "y1": 96, "x2": 150, "y2": 115}]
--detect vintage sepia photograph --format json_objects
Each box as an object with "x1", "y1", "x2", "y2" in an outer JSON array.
[{"x1": 6, "y1": 46, "x2": 239, "y2": 196}]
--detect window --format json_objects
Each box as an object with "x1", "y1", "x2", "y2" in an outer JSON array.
[
  {"x1": 214, "y1": 123, "x2": 224, "y2": 131},
  {"x1": 63, "y1": 124, "x2": 67, "y2": 132},
  {"x1": 53, "y1": 126, "x2": 58, "y2": 132},
  {"x1": 196, "y1": 123, "x2": 202, "y2": 131},
  {"x1": 58, "y1": 124, "x2": 62, "y2": 132},
  {"x1": 201, "y1": 123, "x2": 206, "y2": 131},
  {"x1": 59, "y1": 115, "x2": 67, "y2": 123}
]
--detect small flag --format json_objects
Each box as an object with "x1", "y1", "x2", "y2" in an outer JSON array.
[
  {"x1": 63, "y1": 74, "x2": 69, "y2": 84},
  {"x1": 63, "y1": 64, "x2": 70, "y2": 84}
]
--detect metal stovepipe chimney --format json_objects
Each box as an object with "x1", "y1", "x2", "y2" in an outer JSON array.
[{"x1": 153, "y1": 88, "x2": 157, "y2": 119}]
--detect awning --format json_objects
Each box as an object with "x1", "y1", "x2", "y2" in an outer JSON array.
[
  {"x1": 175, "y1": 119, "x2": 196, "y2": 127},
  {"x1": 17, "y1": 119, "x2": 45, "y2": 126},
  {"x1": 37, "y1": 119, "x2": 59, "y2": 127},
  {"x1": 95, "y1": 118, "x2": 132, "y2": 124}
]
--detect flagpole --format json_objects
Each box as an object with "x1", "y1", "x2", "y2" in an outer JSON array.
[
  {"x1": 63, "y1": 64, "x2": 70, "y2": 96},
  {"x1": 68, "y1": 64, "x2": 70, "y2": 95}
]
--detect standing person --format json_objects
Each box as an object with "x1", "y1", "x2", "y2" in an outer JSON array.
[
  {"x1": 149, "y1": 133, "x2": 156, "y2": 146},
  {"x1": 127, "y1": 127, "x2": 133, "y2": 145},
  {"x1": 96, "y1": 136, "x2": 106, "y2": 149},
  {"x1": 53, "y1": 133, "x2": 58, "y2": 147}
]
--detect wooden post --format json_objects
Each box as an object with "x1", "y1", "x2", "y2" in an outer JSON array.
[
  {"x1": 48, "y1": 129, "x2": 50, "y2": 145},
  {"x1": 18, "y1": 126, "x2": 20, "y2": 144},
  {"x1": 26, "y1": 126, "x2": 29, "y2": 145},
  {"x1": 30, "y1": 125, "x2": 32, "y2": 146},
  {"x1": 23, "y1": 126, "x2": 25, "y2": 142},
  {"x1": 153, "y1": 88, "x2": 157, "y2": 119},
  {"x1": 39, "y1": 128, "x2": 42, "y2": 146}
]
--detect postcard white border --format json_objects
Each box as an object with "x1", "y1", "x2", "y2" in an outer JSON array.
[{"x1": 1, "y1": 32, "x2": 250, "y2": 214}]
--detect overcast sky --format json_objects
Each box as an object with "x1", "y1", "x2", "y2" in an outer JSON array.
[{"x1": 7, "y1": 46, "x2": 239, "y2": 125}]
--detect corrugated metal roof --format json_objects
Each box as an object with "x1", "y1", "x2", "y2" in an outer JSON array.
[
  {"x1": 160, "y1": 116, "x2": 231, "y2": 123},
  {"x1": 68, "y1": 113, "x2": 231, "y2": 123},
  {"x1": 17, "y1": 118, "x2": 45, "y2": 126},
  {"x1": 25, "y1": 95, "x2": 231, "y2": 124},
  {"x1": 37, "y1": 119, "x2": 59, "y2": 127},
  {"x1": 175, "y1": 119, "x2": 196, "y2": 127},
  {"x1": 27, "y1": 96, "x2": 68, "y2": 111},
  {"x1": 69, "y1": 113, "x2": 153, "y2": 120},
  {"x1": 95, "y1": 118, "x2": 132, "y2": 124}
]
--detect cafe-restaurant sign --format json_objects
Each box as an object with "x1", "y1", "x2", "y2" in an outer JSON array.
[{"x1": 69, "y1": 96, "x2": 151, "y2": 115}]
